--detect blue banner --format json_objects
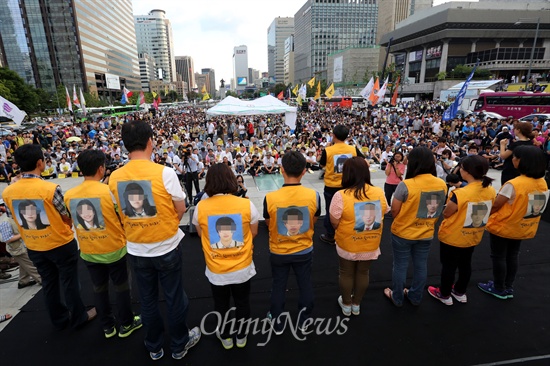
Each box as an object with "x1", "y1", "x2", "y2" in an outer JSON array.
[{"x1": 442, "y1": 60, "x2": 479, "y2": 121}]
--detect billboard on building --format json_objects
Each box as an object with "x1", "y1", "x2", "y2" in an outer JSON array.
[
  {"x1": 409, "y1": 50, "x2": 423, "y2": 62},
  {"x1": 105, "y1": 73, "x2": 121, "y2": 90},
  {"x1": 334, "y1": 56, "x2": 343, "y2": 83},
  {"x1": 237, "y1": 77, "x2": 247, "y2": 86},
  {"x1": 426, "y1": 46, "x2": 442, "y2": 60}
]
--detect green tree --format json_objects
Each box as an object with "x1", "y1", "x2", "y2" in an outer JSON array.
[{"x1": 225, "y1": 90, "x2": 238, "y2": 98}]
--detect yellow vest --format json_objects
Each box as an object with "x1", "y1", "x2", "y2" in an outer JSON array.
[
  {"x1": 2, "y1": 178, "x2": 74, "y2": 251},
  {"x1": 391, "y1": 174, "x2": 448, "y2": 240},
  {"x1": 324, "y1": 143, "x2": 357, "y2": 188},
  {"x1": 109, "y1": 160, "x2": 180, "y2": 243},
  {"x1": 487, "y1": 175, "x2": 548, "y2": 240},
  {"x1": 64, "y1": 180, "x2": 126, "y2": 255},
  {"x1": 265, "y1": 185, "x2": 318, "y2": 254},
  {"x1": 196, "y1": 195, "x2": 253, "y2": 274},
  {"x1": 335, "y1": 185, "x2": 387, "y2": 253},
  {"x1": 438, "y1": 181, "x2": 496, "y2": 247}
]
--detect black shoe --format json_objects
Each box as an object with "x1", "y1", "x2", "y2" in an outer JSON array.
[
  {"x1": 320, "y1": 234, "x2": 336, "y2": 245},
  {"x1": 18, "y1": 280, "x2": 37, "y2": 289}
]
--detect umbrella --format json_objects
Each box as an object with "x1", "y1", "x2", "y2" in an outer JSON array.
[{"x1": 66, "y1": 136, "x2": 82, "y2": 142}]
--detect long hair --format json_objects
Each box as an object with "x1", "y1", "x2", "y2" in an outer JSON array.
[
  {"x1": 18, "y1": 200, "x2": 48, "y2": 230},
  {"x1": 341, "y1": 157, "x2": 372, "y2": 200},
  {"x1": 76, "y1": 199, "x2": 101, "y2": 230},
  {"x1": 405, "y1": 147, "x2": 436, "y2": 179},
  {"x1": 123, "y1": 182, "x2": 157, "y2": 217}
]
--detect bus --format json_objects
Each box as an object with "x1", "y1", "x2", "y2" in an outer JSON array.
[
  {"x1": 323, "y1": 96, "x2": 353, "y2": 108},
  {"x1": 473, "y1": 92, "x2": 550, "y2": 119},
  {"x1": 75, "y1": 106, "x2": 143, "y2": 121}
]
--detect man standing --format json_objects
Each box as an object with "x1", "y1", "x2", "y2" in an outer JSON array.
[
  {"x1": 2, "y1": 144, "x2": 96, "y2": 330},
  {"x1": 109, "y1": 120, "x2": 200, "y2": 361},
  {"x1": 318, "y1": 125, "x2": 362, "y2": 244},
  {"x1": 264, "y1": 151, "x2": 320, "y2": 332}
]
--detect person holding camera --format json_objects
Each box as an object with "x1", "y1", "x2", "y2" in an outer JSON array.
[{"x1": 384, "y1": 151, "x2": 406, "y2": 209}]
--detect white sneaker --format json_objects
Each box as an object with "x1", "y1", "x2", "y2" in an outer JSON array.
[
  {"x1": 236, "y1": 335, "x2": 247, "y2": 348},
  {"x1": 451, "y1": 288, "x2": 468, "y2": 303},
  {"x1": 337, "y1": 296, "x2": 351, "y2": 316},
  {"x1": 216, "y1": 329, "x2": 233, "y2": 349}
]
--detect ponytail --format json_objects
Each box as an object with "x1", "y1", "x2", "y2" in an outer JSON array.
[{"x1": 481, "y1": 175, "x2": 494, "y2": 188}]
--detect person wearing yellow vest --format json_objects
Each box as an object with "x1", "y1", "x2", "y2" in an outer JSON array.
[
  {"x1": 427, "y1": 155, "x2": 496, "y2": 305},
  {"x1": 2, "y1": 144, "x2": 96, "y2": 330},
  {"x1": 478, "y1": 146, "x2": 549, "y2": 299},
  {"x1": 264, "y1": 151, "x2": 320, "y2": 334},
  {"x1": 384, "y1": 147, "x2": 447, "y2": 307},
  {"x1": 65, "y1": 150, "x2": 142, "y2": 339},
  {"x1": 318, "y1": 125, "x2": 363, "y2": 245},
  {"x1": 108, "y1": 120, "x2": 200, "y2": 361},
  {"x1": 192, "y1": 163, "x2": 259, "y2": 349},
  {"x1": 329, "y1": 157, "x2": 388, "y2": 316}
]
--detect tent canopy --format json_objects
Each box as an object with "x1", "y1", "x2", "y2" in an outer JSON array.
[{"x1": 206, "y1": 95, "x2": 297, "y2": 116}]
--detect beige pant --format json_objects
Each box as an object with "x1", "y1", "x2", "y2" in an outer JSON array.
[{"x1": 14, "y1": 253, "x2": 41, "y2": 285}]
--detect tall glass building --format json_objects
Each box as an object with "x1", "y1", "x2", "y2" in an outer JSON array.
[
  {"x1": 294, "y1": 0, "x2": 379, "y2": 84},
  {"x1": 267, "y1": 17, "x2": 294, "y2": 84},
  {"x1": 0, "y1": 0, "x2": 140, "y2": 98}
]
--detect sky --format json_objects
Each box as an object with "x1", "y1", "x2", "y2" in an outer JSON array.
[{"x1": 131, "y1": 0, "x2": 476, "y2": 87}]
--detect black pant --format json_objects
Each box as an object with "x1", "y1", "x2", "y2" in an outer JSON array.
[
  {"x1": 489, "y1": 233, "x2": 521, "y2": 291},
  {"x1": 184, "y1": 171, "x2": 200, "y2": 201},
  {"x1": 323, "y1": 187, "x2": 339, "y2": 237},
  {"x1": 439, "y1": 242, "x2": 475, "y2": 296},
  {"x1": 384, "y1": 183, "x2": 398, "y2": 207},
  {"x1": 85, "y1": 256, "x2": 134, "y2": 329},
  {"x1": 210, "y1": 280, "x2": 251, "y2": 338}
]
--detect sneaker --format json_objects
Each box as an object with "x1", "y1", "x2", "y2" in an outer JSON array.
[
  {"x1": 104, "y1": 326, "x2": 117, "y2": 339},
  {"x1": 266, "y1": 312, "x2": 284, "y2": 335},
  {"x1": 172, "y1": 326, "x2": 201, "y2": 359},
  {"x1": 477, "y1": 281, "x2": 508, "y2": 299},
  {"x1": 216, "y1": 330, "x2": 234, "y2": 350},
  {"x1": 308, "y1": 168, "x2": 314, "y2": 174},
  {"x1": 451, "y1": 287, "x2": 468, "y2": 303},
  {"x1": 427, "y1": 286, "x2": 453, "y2": 305},
  {"x1": 118, "y1": 315, "x2": 143, "y2": 338},
  {"x1": 506, "y1": 288, "x2": 514, "y2": 299},
  {"x1": 320, "y1": 234, "x2": 336, "y2": 245},
  {"x1": 150, "y1": 349, "x2": 164, "y2": 361},
  {"x1": 337, "y1": 296, "x2": 351, "y2": 316},
  {"x1": 0, "y1": 272, "x2": 11, "y2": 280},
  {"x1": 351, "y1": 303, "x2": 360, "y2": 316},
  {"x1": 18, "y1": 280, "x2": 37, "y2": 289},
  {"x1": 236, "y1": 335, "x2": 247, "y2": 348}
]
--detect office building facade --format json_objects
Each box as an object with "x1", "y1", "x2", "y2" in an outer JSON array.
[
  {"x1": 233, "y1": 45, "x2": 249, "y2": 92},
  {"x1": 139, "y1": 53, "x2": 157, "y2": 92},
  {"x1": 284, "y1": 36, "x2": 295, "y2": 85},
  {"x1": 267, "y1": 17, "x2": 294, "y2": 84},
  {"x1": 175, "y1": 56, "x2": 196, "y2": 91},
  {"x1": 201, "y1": 68, "x2": 216, "y2": 95}
]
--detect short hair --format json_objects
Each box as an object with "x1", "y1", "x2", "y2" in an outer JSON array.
[
  {"x1": 215, "y1": 216, "x2": 236, "y2": 232},
  {"x1": 405, "y1": 147, "x2": 436, "y2": 179},
  {"x1": 515, "y1": 121, "x2": 534, "y2": 139},
  {"x1": 333, "y1": 124, "x2": 349, "y2": 141},
  {"x1": 341, "y1": 157, "x2": 372, "y2": 200},
  {"x1": 513, "y1": 145, "x2": 546, "y2": 179},
  {"x1": 204, "y1": 163, "x2": 238, "y2": 197},
  {"x1": 121, "y1": 120, "x2": 153, "y2": 153},
  {"x1": 282, "y1": 207, "x2": 304, "y2": 222},
  {"x1": 468, "y1": 144, "x2": 479, "y2": 152},
  {"x1": 77, "y1": 150, "x2": 106, "y2": 177},
  {"x1": 282, "y1": 151, "x2": 306, "y2": 178},
  {"x1": 14, "y1": 144, "x2": 44, "y2": 172},
  {"x1": 426, "y1": 193, "x2": 442, "y2": 202}
]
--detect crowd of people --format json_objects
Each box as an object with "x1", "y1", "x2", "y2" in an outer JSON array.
[{"x1": 0, "y1": 101, "x2": 549, "y2": 360}]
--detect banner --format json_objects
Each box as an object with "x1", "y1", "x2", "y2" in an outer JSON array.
[
  {"x1": 65, "y1": 86, "x2": 72, "y2": 112},
  {"x1": 314, "y1": 81, "x2": 321, "y2": 100},
  {"x1": 368, "y1": 78, "x2": 380, "y2": 104},
  {"x1": 79, "y1": 88, "x2": 87, "y2": 116},
  {"x1": 391, "y1": 77, "x2": 400, "y2": 106},
  {"x1": 360, "y1": 77, "x2": 374, "y2": 99},
  {"x1": 292, "y1": 84, "x2": 299, "y2": 96},
  {"x1": 443, "y1": 60, "x2": 479, "y2": 121},
  {"x1": 325, "y1": 83, "x2": 335, "y2": 99},
  {"x1": 307, "y1": 77, "x2": 316, "y2": 88},
  {"x1": 0, "y1": 95, "x2": 27, "y2": 126}
]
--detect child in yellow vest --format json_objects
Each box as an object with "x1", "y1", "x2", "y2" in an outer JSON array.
[
  {"x1": 478, "y1": 146, "x2": 549, "y2": 299},
  {"x1": 428, "y1": 155, "x2": 496, "y2": 305},
  {"x1": 329, "y1": 157, "x2": 388, "y2": 316}
]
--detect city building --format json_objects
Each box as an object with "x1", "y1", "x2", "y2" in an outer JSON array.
[
  {"x1": 175, "y1": 56, "x2": 196, "y2": 91},
  {"x1": 201, "y1": 68, "x2": 216, "y2": 95},
  {"x1": 134, "y1": 9, "x2": 177, "y2": 82},
  {"x1": 380, "y1": 0, "x2": 550, "y2": 100},
  {"x1": 293, "y1": 0, "x2": 379, "y2": 84},
  {"x1": 0, "y1": 0, "x2": 140, "y2": 99},
  {"x1": 327, "y1": 47, "x2": 381, "y2": 96},
  {"x1": 139, "y1": 53, "x2": 157, "y2": 92},
  {"x1": 377, "y1": 0, "x2": 433, "y2": 44},
  {"x1": 195, "y1": 73, "x2": 208, "y2": 94},
  {"x1": 233, "y1": 45, "x2": 249, "y2": 92},
  {"x1": 248, "y1": 68, "x2": 261, "y2": 87},
  {"x1": 267, "y1": 17, "x2": 294, "y2": 84},
  {"x1": 284, "y1": 35, "x2": 295, "y2": 86},
  {"x1": 174, "y1": 73, "x2": 188, "y2": 99},
  {"x1": 149, "y1": 80, "x2": 176, "y2": 97}
]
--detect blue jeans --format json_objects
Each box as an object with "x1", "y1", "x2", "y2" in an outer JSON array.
[
  {"x1": 270, "y1": 251, "x2": 314, "y2": 326},
  {"x1": 128, "y1": 245, "x2": 190, "y2": 354},
  {"x1": 391, "y1": 234, "x2": 432, "y2": 305}
]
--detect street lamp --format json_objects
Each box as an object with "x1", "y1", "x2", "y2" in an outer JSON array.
[{"x1": 514, "y1": 17, "x2": 541, "y2": 91}]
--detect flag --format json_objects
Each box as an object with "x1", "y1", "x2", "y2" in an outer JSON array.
[
  {"x1": 123, "y1": 86, "x2": 133, "y2": 97},
  {"x1": 368, "y1": 78, "x2": 380, "y2": 104},
  {"x1": 376, "y1": 77, "x2": 389, "y2": 102},
  {"x1": 292, "y1": 84, "x2": 299, "y2": 96},
  {"x1": 391, "y1": 77, "x2": 400, "y2": 106},
  {"x1": 153, "y1": 97, "x2": 159, "y2": 110},
  {"x1": 298, "y1": 84, "x2": 307, "y2": 100},
  {"x1": 79, "y1": 88, "x2": 87, "y2": 116},
  {"x1": 201, "y1": 85, "x2": 207, "y2": 94},
  {"x1": 152, "y1": 91, "x2": 158, "y2": 99},
  {"x1": 277, "y1": 91, "x2": 284, "y2": 100},
  {"x1": 443, "y1": 60, "x2": 480, "y2": 121},
  {"x1": 157, "y1": 96, "x2": 161, "y2": 106},
  {"x1": 307, "y1": 77, "x2": 315, "y2": 88},
  {"x1": 314, "y1": 81, "x2": 321, "y2": 100},
  {"x1": 202, "y1": 93, "x2": 210, "y2": 101},
  {"x1": 65, "y1": 86, "x2": 72, "y2": 112},
  {"x1": 0, "y1": 95, "x2": 27, "y2": 126},
  {"x1": 121, "y1": 92, "x2": 128, "y2": 105},
  {"x1": 359, "y1": 77, "x2": 374, "y2": 99},
  {"x1": 136, "y1": 90, "x2": 145, "y2": 110},
  {"x1": 296, "y1": 95, "x2": 302, "y2": 106},
  {"x1": 325, "y1": 83, "x2": 335, "y2": 99},
  {"x1": 72, "y1": 85, "x2": 81, "y2": 108}
]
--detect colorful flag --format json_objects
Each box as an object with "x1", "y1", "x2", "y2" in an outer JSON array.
[
  {"x1": 325, "y1": 83, "x2": 335, "y2": 99},
  {"x1": 72, "y1": 85, "x2": 81, "y2": 108},
  {"x1": 314, "y1": 81, "x2": 321, "y2": 100},
  {"x1": 368, "y1": 78, "x2": 380, "y2": 104},
  {"x1": 153, "y1": 97, "x2": 159, "y2": 110},
  {"x1": 201, "y1": 85, "x2": 207, "y2": 94},
  {"x1": 121, "y1": 92, "x2": 128, "y2": 105},
  {"x1": 307, "y1": 77, "x2": 316, "y2": 88},
  {"x1": 277, "y1": 91, "x2": 284, "y2": 100},
  {"x1": 79, "y1": 88, "x2": 87, "y2": 116},
  {"x1": 202, "y1": 93, "x2": 210, "y2": 101},
  {"x1": 157, "y1": 96, "x2": 161, "y2": 106},
  {"x1": 152, "y1": 91, "x2": 158, "y2": 99},
  {"x1": 391, "y1": 77, "x2": 400, "y2": 106},
  {"x1": 0, "y1": 95, "x2": 27, "y2": 126},
  {"x1": 443, "y1": 60, "x2": 480, "y2": 121},
  {"x1": 139, "y1": 91, "x2": 145, "y2": 105},
  {"x1": 376, "y1": 77, "x2": 389, "y2": 102},
  {"x1": 296, "y1": 95, "x2": 302, "y2": 106},
  {"x1": 299, "y1": 84, "x2": 307, "y2": 100},
  {"x1": 292, "y1": 84, "x2": 299, "y2": 96},
  {"x1": 360, "y1": 77, "x2": 374, "y2": 99},
  {"x1": 65, "y1": 86, "x2": 72, "y2": 112},
  {"x1": 123, "y1": 86, "x2": 133, "y2": 97}
]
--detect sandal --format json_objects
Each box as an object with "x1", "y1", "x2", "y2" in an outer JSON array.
[
  {"x1": 403, "y1": 288, "x2": 420, "y2": 306},
  {"x1": 0, "y1": 314, "x2": 12, "y2": 323},
  {"x1": 383, "y1": 288, "x2": 402, "y2": 307}
]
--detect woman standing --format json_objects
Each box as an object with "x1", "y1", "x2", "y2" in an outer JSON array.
[
  {"x1": 428, "y1": 155, "x2": 496, "y2": 305},
  {"x1": 384, "y1": 151, "x2": 406, "y2": 208},
  {"x1": 478, "y1": 146, "x2": 548, "y2": 299},
  {"x1": 384, "y1": 147, "x2": 447, "y2": 306},
  {"x1": 330, "y1": 157, "x2": 388, "y2": 316},
  {"x1": 192, "y1": 163, "x2": 260, "y2": 349},
  {"x1": 499, "y1": 121, "x2": 534, "y2": 185}
]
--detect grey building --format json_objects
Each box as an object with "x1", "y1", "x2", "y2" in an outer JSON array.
[
  {"x1": 267, "y1": 17, "x2": 294, "y2": 84},
  {"x1": 175, "y1": 56, "x2": 196, "y2": 91},
  {"x1": 201, "y1": 68, "x2": 216, "y2": 95},
  {"x1": 0, "y1": 0, "x2": 140, "y2": 97},
  {"x1": 293, "y1": 0, "x2": 379, "y2": 84},
  {"x1": 139, "y1": 53, "x2": 157, "y2": 92}
]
